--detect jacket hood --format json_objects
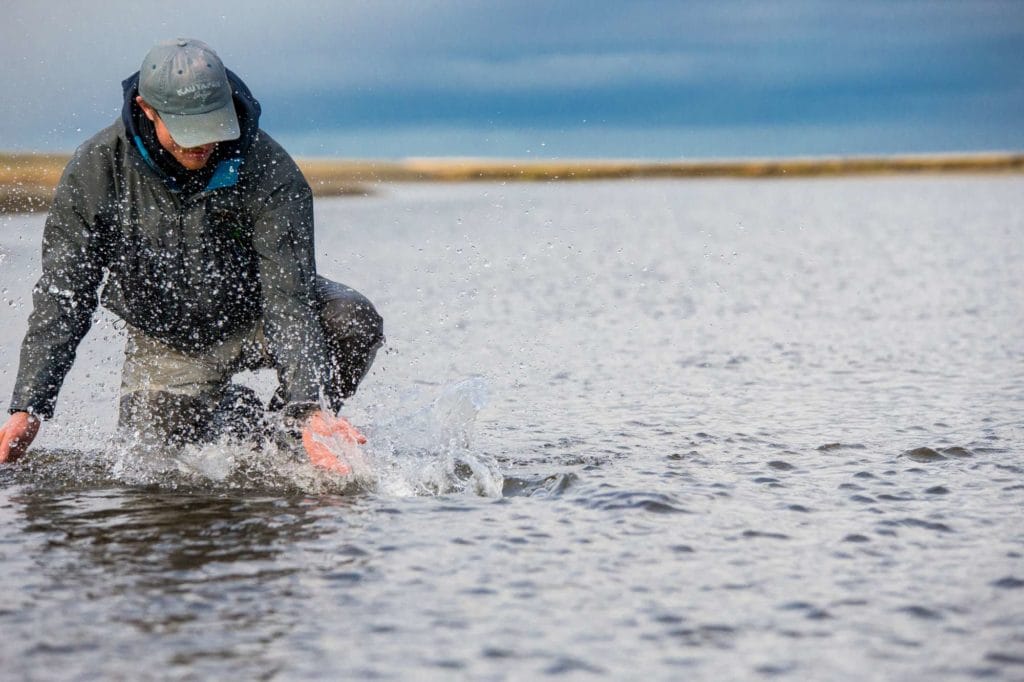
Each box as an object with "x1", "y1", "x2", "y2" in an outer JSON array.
[{"x1": 121, "y1": 68, "x2": 262, "y2": 159}]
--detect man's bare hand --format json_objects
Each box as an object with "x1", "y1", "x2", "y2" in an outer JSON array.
[
  {"x1": 302, "y1": 411, "x2": 366, "y2": 474},
  {"x1": 0, "y1": 412, "x2": 41, "y2": 464}
]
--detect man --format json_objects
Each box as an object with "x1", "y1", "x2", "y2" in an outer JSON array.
[{"x1": 0, "y1": 39, "x2": 383, "y2": 471}]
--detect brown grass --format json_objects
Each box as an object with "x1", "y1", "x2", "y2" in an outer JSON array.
[
  {"x1": 299, "y1": 152, "x2": 1024, "y2": 184},
  {"x1": 0, "y1": 153, "x2": 68, "y2": 213},
  {"x1": 3, "y1": 150, "x2": 1022, "y2": 214}
]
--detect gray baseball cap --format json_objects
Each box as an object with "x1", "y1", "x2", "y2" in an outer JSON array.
[{"x1": 138, "y1": 38, "x2": 240, "y2": 148}]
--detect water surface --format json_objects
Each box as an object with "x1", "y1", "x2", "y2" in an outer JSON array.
[{"x1": 1, "y1": 177, "x2": 1022, "y2": 679}]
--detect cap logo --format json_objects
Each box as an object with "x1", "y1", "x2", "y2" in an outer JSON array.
[{"x1": 177, "y1": 81, "x2": 219, "y2": 98}]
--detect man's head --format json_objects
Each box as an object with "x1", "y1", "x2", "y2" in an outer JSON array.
[{"x1": 136, "y1": 39, "x2": 240, "y2": 170}]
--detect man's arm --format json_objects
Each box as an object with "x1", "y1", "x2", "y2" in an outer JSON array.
[
  {"x1": 245, "y1": 137, "x2": 372, "y2": 470},
  {"x1": 248, "y1": 142, "x2": 331, "y2": 416},
  {"x1": 7, "y1": 146, "x2": 111, "y2": 432}
]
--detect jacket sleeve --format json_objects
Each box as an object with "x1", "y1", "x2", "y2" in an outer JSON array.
[
  {"x1": 250, "y1": 152, "x2": 330, "y2": 412},
  {"x1": 8, "y1": 147, "x2": 112, "y2": 419}
]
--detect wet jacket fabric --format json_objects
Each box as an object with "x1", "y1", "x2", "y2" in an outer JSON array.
[{"x1": 9, "y1": 70, "x2": 329, "y2": 419}]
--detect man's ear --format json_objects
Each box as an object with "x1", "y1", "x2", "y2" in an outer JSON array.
[{"x1": 135, "y1": 96, "x2": 157, "y2": 122}]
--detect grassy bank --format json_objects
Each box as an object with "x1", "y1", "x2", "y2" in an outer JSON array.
[
  {"x1": 3, "y1": 151, "x2": 1023, "y2": 214},
  {"x1": 0, "y1": 153, "x2": 68, "y2": 213}
]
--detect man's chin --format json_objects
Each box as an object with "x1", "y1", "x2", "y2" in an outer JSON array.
[
  {"x1": 173, "y1": 148, "x2": 215, "y2": 170},
  {"x1": 178, "y1": 157, "x2": 211, "y2": 170}
]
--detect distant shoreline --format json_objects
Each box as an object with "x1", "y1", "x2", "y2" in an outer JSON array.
[{"x1": 3, "y1": 150, "x2": 1022, "y2": 214}]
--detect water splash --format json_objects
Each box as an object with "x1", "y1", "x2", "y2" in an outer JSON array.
[
  {"x1": 9, "y1": 377, "x2": 500, "y2": 497},
  {"x1": 358, "y1": 376, "x2": 501, "y2": 497}
]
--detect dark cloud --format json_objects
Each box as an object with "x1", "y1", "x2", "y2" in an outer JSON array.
[{"x1": 2, "y1": 0, "x2": 1022, "y2": 156}]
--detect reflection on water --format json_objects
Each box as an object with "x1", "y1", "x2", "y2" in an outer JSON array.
[
  {"x1": 5, "y1": 489, "x2": 358, "y2": 678},
  {"x1": 1, "y1": 177, "x2": 1023, "y2": 679}
]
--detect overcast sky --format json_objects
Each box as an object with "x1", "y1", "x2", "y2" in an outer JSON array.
[{"x1": 2, "y1": 0, "x2": 1022, "y2": 159}]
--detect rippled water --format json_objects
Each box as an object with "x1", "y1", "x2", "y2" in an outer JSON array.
[{"x1": 1, "y1": 177, "x2": 1022, "y2": 680}]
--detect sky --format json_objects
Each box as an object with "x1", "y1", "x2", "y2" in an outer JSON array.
[{"x1": 2, "y1": 0, "x2": 1023, "y2": 159}]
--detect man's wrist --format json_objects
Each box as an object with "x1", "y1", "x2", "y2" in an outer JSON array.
[
  {"x1": 9, "y1": 407, "x2": 44, "y2": 421},
  {"x1": 279, "y1": 401, "x2": 320, "y2": 437}
]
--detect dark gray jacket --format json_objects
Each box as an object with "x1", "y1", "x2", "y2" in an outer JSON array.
[{"x1": 9, "y1": 71, "x2": 329, "y2": 419}]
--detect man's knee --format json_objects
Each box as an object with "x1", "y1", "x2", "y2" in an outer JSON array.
[
  {"x1": 315, "y1": 278, "x2": 384, "y2": 408},
  {"x1": 316, "y1": 277, "x2": 385, "y2": 349}
]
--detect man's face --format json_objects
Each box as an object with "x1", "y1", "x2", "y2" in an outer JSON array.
[{"x1": 136, "y1": 96, "x2": 217, "y2": 171}]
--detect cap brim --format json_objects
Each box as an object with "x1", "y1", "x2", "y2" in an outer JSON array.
[{"x1": 158, "y1": 102, "x2": 241, "y2": 148}]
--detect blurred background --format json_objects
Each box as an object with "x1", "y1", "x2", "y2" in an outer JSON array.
[{"x1": 2, "y1": 0, "x2": 1023, "y2": 159}]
